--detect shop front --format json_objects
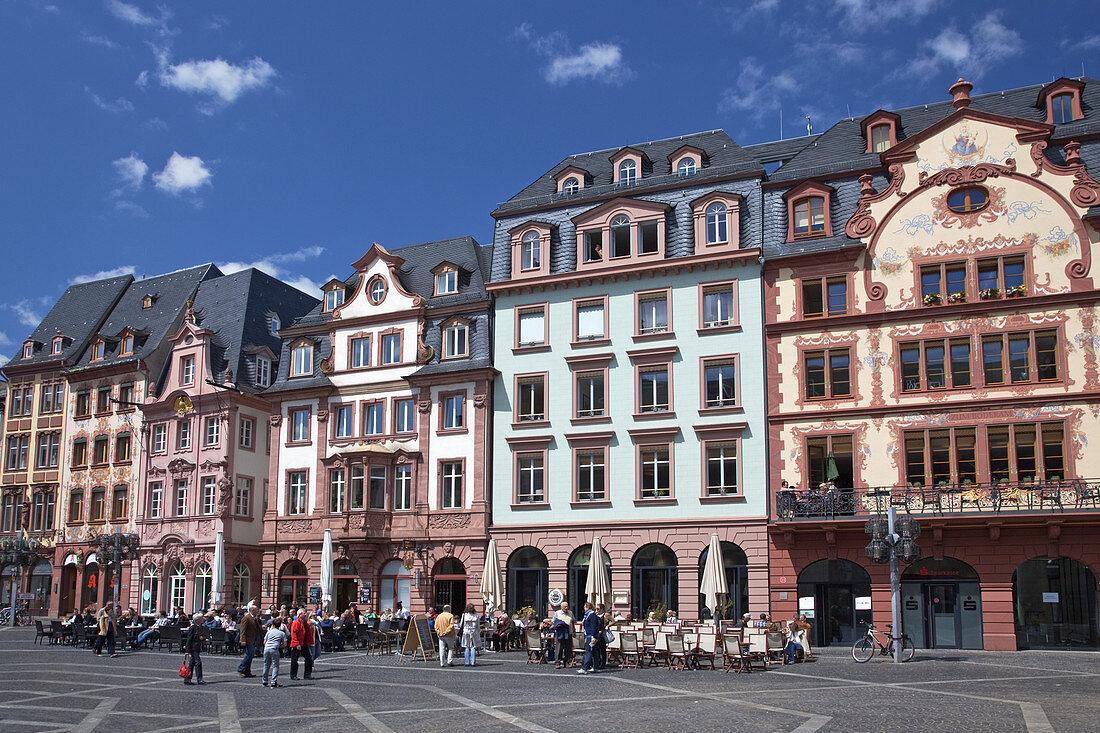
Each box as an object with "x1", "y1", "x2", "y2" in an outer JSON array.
[{"x1": 901, "y1": 557, "x2": 983, "y2": 649}]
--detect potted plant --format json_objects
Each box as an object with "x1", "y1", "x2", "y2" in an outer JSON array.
[
  {"x1": 1006, "y1": 284, "x2": 1027, "y2": 298},
  {"x1": 948, "y1": 291, "x2": 966, "y2": 303},
  {"x1": 979, "y1": 287, "x2": 1001, "y2": 300},
  {"x1": 922, "y1": 293, "x2": 942, "y2": 306}
]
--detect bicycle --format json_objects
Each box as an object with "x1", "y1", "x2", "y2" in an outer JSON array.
[
  {"x1": 0, "y1": 604, "x2": 31, "y2": 627},
  {"x1": 851, "y1": 622, "x2": 914, "y2": 662}
]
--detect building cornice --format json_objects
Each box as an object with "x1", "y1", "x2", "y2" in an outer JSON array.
[{"x1": 767, "y1": 389, "x2": 1100, "y2": 422}]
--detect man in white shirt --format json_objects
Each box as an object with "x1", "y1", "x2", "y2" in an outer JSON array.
[{"x1": 394, "y1": 602, "x2": 410, "y2": 621}]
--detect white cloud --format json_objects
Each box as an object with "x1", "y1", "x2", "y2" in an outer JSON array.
[
  {"x1": 82, "y1": 32, "x2": 118, "y2": 49},
  {"x1": 795, "y1": 40, "x2": 866, "y2": 66},
  {"x1": 1064, "y1": 34, "x2": 1100, "y2": 52},
  {"x1": 0, "y1": 331, "x2": 11, "y2": 348},
  {"x1": 105, "y1": 0, "x2": 164, "y2": 28},
  {"x1": 833, "y1": 0, "x2": 939, "y2": 24},
  {"x1": 718, "y1": 57, "x2": 799, "y2": 120},
  {"x1": 546, "y1": 43, "x2": 629, "y2": 85},
  {"x1": 114, "y1": 200, "x2": 149, "y2": 218},
  {"x1": 152, "y1": 152, "x2": 212, "y2": 195},
  {"x1": 69, "y1": 265, "x2": 138, "y2": 285},
  {"x1": 218, "y1": 246, "x2": 327, "y2": 296},
  {"x1": 158, "y1": 57, "x2": 277, "y2": 109},
  {"x1": 208, "y1": 15, "x2": 229, "y2": 31},
  {"x1": 902, "y1": 11, "x2": 1023, "y2": 80},
  {"x1": 722, "y1": 0, "x2": 780, "y2": 30},
  {"x1": 111, "y1": 152, "x2": 147, "y2": 192},
  {"x1": 2, "y1": 297, "x2": 51, "y2": 327},
  {"x1": 87, "y1": 86, "x2": 133, "y2": 113}
]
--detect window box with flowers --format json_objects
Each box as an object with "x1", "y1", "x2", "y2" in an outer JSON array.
[
  {"x1": 947, "y1": 292, "x2": 966, "y2": 304},
  {"x1": 922, "y1": 293, "x2": 941, "y2": 306},
  {"x1": 979, "y1": 288, "x2": 1001, "y2": 301},
  {"x1": 1006, "y1": 284, "x2": 1027, "y2": 298}
]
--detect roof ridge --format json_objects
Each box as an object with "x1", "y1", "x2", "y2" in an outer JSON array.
[{"x1": 562, "y1": 129, "x2": 728, "y2": 160}]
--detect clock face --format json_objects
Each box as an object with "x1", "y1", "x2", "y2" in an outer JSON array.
[{"x1": 548, "y1": 589, "x2": 563, "y2": 606}]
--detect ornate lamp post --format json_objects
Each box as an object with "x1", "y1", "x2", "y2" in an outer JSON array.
[
  {"x1": 865, "y1": 508, "x2": 921, "y2": 662},
  {"x1": 91, "y1": 530, "x2": 141, "y2": 609},
  {"x1": 0, "y1": 536, "x2": 50, "y2": 626}
]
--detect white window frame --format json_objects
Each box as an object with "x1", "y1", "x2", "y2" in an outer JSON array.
[
  {"x1": 235, "y1": 477, "x2": 252, "y2": 516},
  {"x1": 148, "y1": 481, "x2": 162, "y2": 518},
  {"x1": 256, "y1": 357, "x2": 271, "y2": 387},
  {"x1": 443, "y1": 323, "x2": 468, "y2": 359},
  {"x1": 288, "y1": 471, "x2": 307, "y2": 515},
  {"x1": 381, "y1": 333, "x2": 401, "y2": 365},
  {"x1": 174, "y1": 479, "x2": 188, "y2": 517},
  {"x1": 394, "y1": 465, "x2": 412, "y2": 510},
  {"x1": 203, "y1": 416, "x2": 219, "y2": 447},
  {"x1": 202, "y1": 476, "x2": 217, "y2": 515},
  {"x1": 441, "y1": 462, "x2": 463, "y2": 509},
  {"x1": 181, "y1": 355, "x2": 195, "y2": 385}
]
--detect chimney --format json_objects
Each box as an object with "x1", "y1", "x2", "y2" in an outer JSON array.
[{"x1": 949, "y1": 78, "x2": 973, "y2": 110}]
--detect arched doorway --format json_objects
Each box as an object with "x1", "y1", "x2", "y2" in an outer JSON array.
[
  {"x1": 698, "y1": 542, "x2": 749, "y2": 621},
  {"x1": 194, "y1": 563, "x2": 212, "y2": 613},
  {"x1": 632, "y1": 543, "x2": 678, "y2": 619},
  {"x1": 901, "y1": 557, "x2": 982, "y2": 649},
  {"x1": 568, "y1": 545, "x2": 612, "y2": 614},
  {"x1": 168, "y1": 562, "x2": 186, "y2": 613},
  {"x1": 232, "y1": 564, "x2": 250, "y2": 607},
  {"x1": 1013, "y1": 557, "x2": 1098, "y2": 649},
  {"x1": 333, "y1": 559, "x2": 358, "y2": 613},
  {"x1": 60, "y1": 554, "x2": 79, "y2": 613},
  {"x1": 380, "y1": 559, "x2": 411, "y2": 614},
  {"x1": 433, "y1": 558, "x2": 466, "y2": 613},
  {"x1": 507, "y1": 547, "x2": 548, "y2": 615},
  {"x1": 278, "y1": 560, "x2": 308, "y2": 607},
  {"x1": 797, "y1": 559, "x2": 872, "y2": 647},
  {"x1": 81, "y1": 555, "x2": 100, "y2": 609},
  {"x1": 141, "y1": 565, "x2": 159, "y2": 615}
]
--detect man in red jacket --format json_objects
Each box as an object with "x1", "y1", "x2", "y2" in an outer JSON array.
[{"x1": 289, "y1": 608, "x2": 314, "y2": 680}]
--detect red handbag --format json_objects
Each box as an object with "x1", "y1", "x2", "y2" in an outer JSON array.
[{"x1": 179, "y1": 656, "x2": 193, "y2": 679}]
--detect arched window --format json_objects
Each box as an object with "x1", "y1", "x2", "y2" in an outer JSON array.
[
  {"x1": 520, "y1": 230, "x2": 541, "y2": 271},
  {"x1": 231, "y1": 564, "x2": 250, "y2": 606},
  {"x1": 169, "y1": 562, "x2": 186, "y2": 614},
  {"x1": 677, "y1": 158, "x2": 697, "y2": 176},
  {"x1": 618, "y1": 160, "x2": 637, "y2": 185},
  {"x1": 631, "y1": 543, "x2": 678, "y2": 619},
  {"x1": 562, "y1": 177, "x2": 579, "y2": 194},
  {"x1": 610, "y1": 215, "x2": 631, "y2": 258},
  {"x1": 507, "y1": 546, "x2": 548, "y2": 615},
  {"x1": 141, "y1": 565, "x2": 159, "y2": 614},
  {"x1": 433, "y1": 558, "x2": 467, "y2": 613},
  {"x1": 567, "y1": 545, "x2": 611, "y2": 614},
  {"x1": 698, "y1": 542, "x2": 749, "y2": 620},
  {"x1": 194, "y1": 563, "x2": 212, "y2": 613},
  {"x1": 706, "y1": 202, "x2": 728, "y2": 244},
  {"x1": 278, "y1": 560, "x2": 309, "y2": 607},
  {"x1": 793, "y1": 197, "x2": 826, "y2": 237}
]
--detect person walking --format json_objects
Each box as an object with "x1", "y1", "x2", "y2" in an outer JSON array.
[
  {"x1": 93, "y1": 603, "x2": 118, "y2": 658},
  {"x1": 183, "y1": 613, "x2": 205, "y2": 685},
  {"x1": 578, "y1": 602, "x2": 601, "y2": 674},
  {"x1": 435, "y1": 604, "x2": 457, "y2": 666},
  {"x1": 460, "y1": 603, "x2": 480, "y2": 667},
  {"x1": 261, "y1": 617, "x2": 288, "y2": 687},
  {"x1": 553, "y1": 602, "x2": 575, "y2": 668},
  {"x1": 288, "y1": 608, "x2": 314, "y2": 680},
  {"x1": 237, "y1": 605, "x2": 260, "y2": 678}
]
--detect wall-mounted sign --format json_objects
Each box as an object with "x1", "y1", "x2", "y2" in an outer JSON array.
[
  {"x1": 855, "y1": 596, "x2": 872, "y2": 610},
  {"x1": 548, "y1": 588, "x2": 563, "y2": 606},
  {"x1": 1042, "y1": 592, "x2": 1059, "y2": 604},
  {"x1": 613, "y1": 591, "x2": 629, "y2": 606},
  {"x1": 798, "y1": 596, "x2": 815, "y2": 611}
]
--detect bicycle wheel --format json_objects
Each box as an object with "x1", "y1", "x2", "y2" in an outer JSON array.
[
  {"x1": 899, "y1": 635, "x2": 915, "y2": 662},
  {"x1": 852, "y1": 636, "x2": 874, "y2": 662}
]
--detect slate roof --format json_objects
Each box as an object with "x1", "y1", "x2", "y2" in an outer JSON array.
[
  {"x1": 67, "y1": 264, "x2": 219, "y2": 371},
  {"x1": 411, "y1": 310, "x2": 493, "y2": 378},
  {"x1": 4, "y1": 275, "x2": 132, "y2": 369},
  {"x1": 492, "y1": 129, "x2": 763, "y2": 217},
  {"x1": 742, "y1": 135, "x2": 821, "y2": 165},
  {"x1": 186, "y1": 269, "x2": 319, "y2": 395},
  {"x1": 769, "y1": 77, "x2": 1100, "y2": 183}
]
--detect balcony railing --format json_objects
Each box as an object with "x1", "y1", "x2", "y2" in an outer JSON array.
[{"x1": 775, "y1": 479, "x2": 1100, "y2": 521}]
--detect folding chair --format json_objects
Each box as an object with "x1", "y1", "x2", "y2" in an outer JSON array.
[
  {"x1": 666, "y1": 634, "x2": 689, "y2": 671},
  {"x1": 524, "y1": 629, "x2": 544, "y2": 663},
  {"x1": 620, "y1": 632, "x2": 641, "y2": 670},
  {"x1": 722, "y1": 636, "x2": 750, "y2": 673},
  {"x1": 646, "y1": 632, "x2": 669, "y2": 667},
  {"x1": 694, "y1": 633, "x2": 717, "y2": 669}
]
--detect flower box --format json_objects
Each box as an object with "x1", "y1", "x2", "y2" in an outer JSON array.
[
  {"x1": 922, "y1": 293, "x2": 942, "y2": 306},
  {"x1": 979, "y1": 288, "x2": 1001, "y2": 300}
]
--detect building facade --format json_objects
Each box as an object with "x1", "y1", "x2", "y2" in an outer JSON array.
[
  {"x1": 261, "y1": 238, "x2": 494, "y2": 615},
  {"x1": 2, "y1": 275, "x2": 131, "y2": 615},
  {"x1": 134, "y1": 269, "x2": 317, "y2": 616},
  {"x1": 488, "y1": 131, "x2": 770, "y2": 620},
  {"x1": 765, "y1": 78, "x2": 1100, "y2": 650}
]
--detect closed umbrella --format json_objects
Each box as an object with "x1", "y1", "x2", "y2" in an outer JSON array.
[
  {"x1": 825, "y1": 453, "x2": 840, "y2": 482},
  {"x1": 584, "y1": 536, "x2": 611, "y2": 609},
  {"x1": 210, "y1": 531, "x2": 225, "y2": 606},
  {"x1": 481, "y1": 538, "x2": 503, "y2": 614},
  {"x1": 700, "y1": 534, "x2": 728, "y2": 619},
  {"x1": 320, "y1": 529, "x2": 334, "y2": 612}
]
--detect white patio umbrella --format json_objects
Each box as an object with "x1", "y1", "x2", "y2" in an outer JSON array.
[
  {"x1": 481, "y1": 538, "x2": 504, "y2": 614},
  {"x1": 210, "y1": 531, "x2": 225, "y2": 607},
  {"x1": 585, "y1": 536, "x2": 612, "y2": 609},
  {"x1": 700, "y1": 534, "x2": 728, "y2": 620},
  {"x1": 320, "y1": 528, "x2": 334, "y2": 612}
]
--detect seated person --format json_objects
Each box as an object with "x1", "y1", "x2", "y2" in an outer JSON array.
[
  {"x1": 491, "y1": 612, "x2": 515, "y2": 651},
  {"x1": 665, "y1": 609, "x2": 679, "y2": 625},
  {"x1": 136, "y1": 611, "x2": 169, "y2": 648},
  {"x1": 538, "y1": 618, "x2": 555, "y2": 662},
  {"x1": 783, "y1": 620, "x2": 804, "y2": 664}
]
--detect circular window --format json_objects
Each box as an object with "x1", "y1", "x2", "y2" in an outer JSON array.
[
  {"x1": 947, "y1": 187, "x2": 988, "y2": 213},
  {"x1": 367, "y1": 276, "x2": 387, "y2": 305}
]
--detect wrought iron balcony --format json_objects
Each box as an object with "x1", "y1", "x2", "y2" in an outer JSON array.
[{"x1": 774, "y1": 478, "x2": 1100, "y2": 521}]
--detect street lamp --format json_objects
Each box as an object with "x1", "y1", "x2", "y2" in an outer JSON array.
[
  {"x1": 91, "y1": 530, "x2": 141, "y2": 609},
  {"x1": 865, "y1": 508, "x2": 921, "y2": 662},
  {"x1": 0, "y1": 536, "x2": 50, "y2": 626}
]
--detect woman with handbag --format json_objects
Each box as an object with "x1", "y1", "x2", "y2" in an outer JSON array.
[
  {"x1": 183, "y1": 613, "x2": 205, "y2": 685},
  {"x1": 459, "y1": 603, "x2": 480, "y2": 666}
]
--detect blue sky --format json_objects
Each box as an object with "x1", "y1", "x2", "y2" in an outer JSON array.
[{"x1": 1, "y1": 0, "x2": 1097, "y2": 366}]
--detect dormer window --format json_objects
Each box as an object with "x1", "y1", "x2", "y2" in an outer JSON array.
[
  {"x1": 677, "y1": 158, "x2": 697, "y2": 176},
  {"x1": 520, "y1": 231, "x2": 541, "y2": 271},
  {"x1": 291, "y1": 343, "x2": 313, "y2": 377},
  {"x1": 783, "y1": 181, "x2": 834, "y2": 242},
  {"x1": 610, "y1": 215, "x2": 631, "y2": 258},
  {"x1": 269, "y1": 314, "x2": 281, "y2": 337},
  {"x1": 573, "y1": 198, "x2": 668, "y2": 269},
  {"x1": 180, "y1": 355, "x2": 195, "y2": 385},
  {"x1": 706, "y1": 203, "x2": 728, "y2": 244},
  {"x1": 367, "y1": 276, "x2": 387, "y2": 305},
  {"x1": 51, "y1": 338, "x2": 62, "y2": 355},
  {"x1": 794, "y1": 197, "x2": 825, "y2": 237},
  {"x1": 90, "y1": 340, "x2": 105, "y2": 362},
  {"x1": 1038, "y1": 78, "x2": 1084, "y2": 125},
  {"x1": 1051, "y1": 94, "x2": 1074, "y2": 125},
  {"x1": 870, "y1": 124, "x2": 891, "y2": 153},
  {"x1": 120, "y1": 334, "x2": 134, "y2": 356},
  {"x1": 323, "y1": 288, "x2": 344, "y2": 312},
  {"x1": 618, "y1": 159, "x2": 637, "y2": 186},
  {"x1": 442, "y1": 318, "x2": 469, "y2": 359},
  {"x1": 435, "y1": 268, "x2": 458, "y2": 296},
  {"x1": 142, "y1": 295, "x2": 156, "y2": 309},
  {"x1": 256, "y1": 357, "x2": 271, "y2": 387},
  {"x1": 562, "y1": 177, "x2": 579, "y2": 194},
  {"x1": 22, "y1": 342, "x2": 33, "y2": 359}
]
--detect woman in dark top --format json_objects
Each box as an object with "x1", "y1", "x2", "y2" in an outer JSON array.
[{"x1": 184, "y1": 613, "x2": 206, "y2": 685}]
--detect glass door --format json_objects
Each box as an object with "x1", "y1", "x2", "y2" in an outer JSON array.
[
  {"x1": 824, "y1": 585, "x2": 857, "y2": 645},
  {"x1": 927, "y1": 583, "x2": 959, "y2": 648}
]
